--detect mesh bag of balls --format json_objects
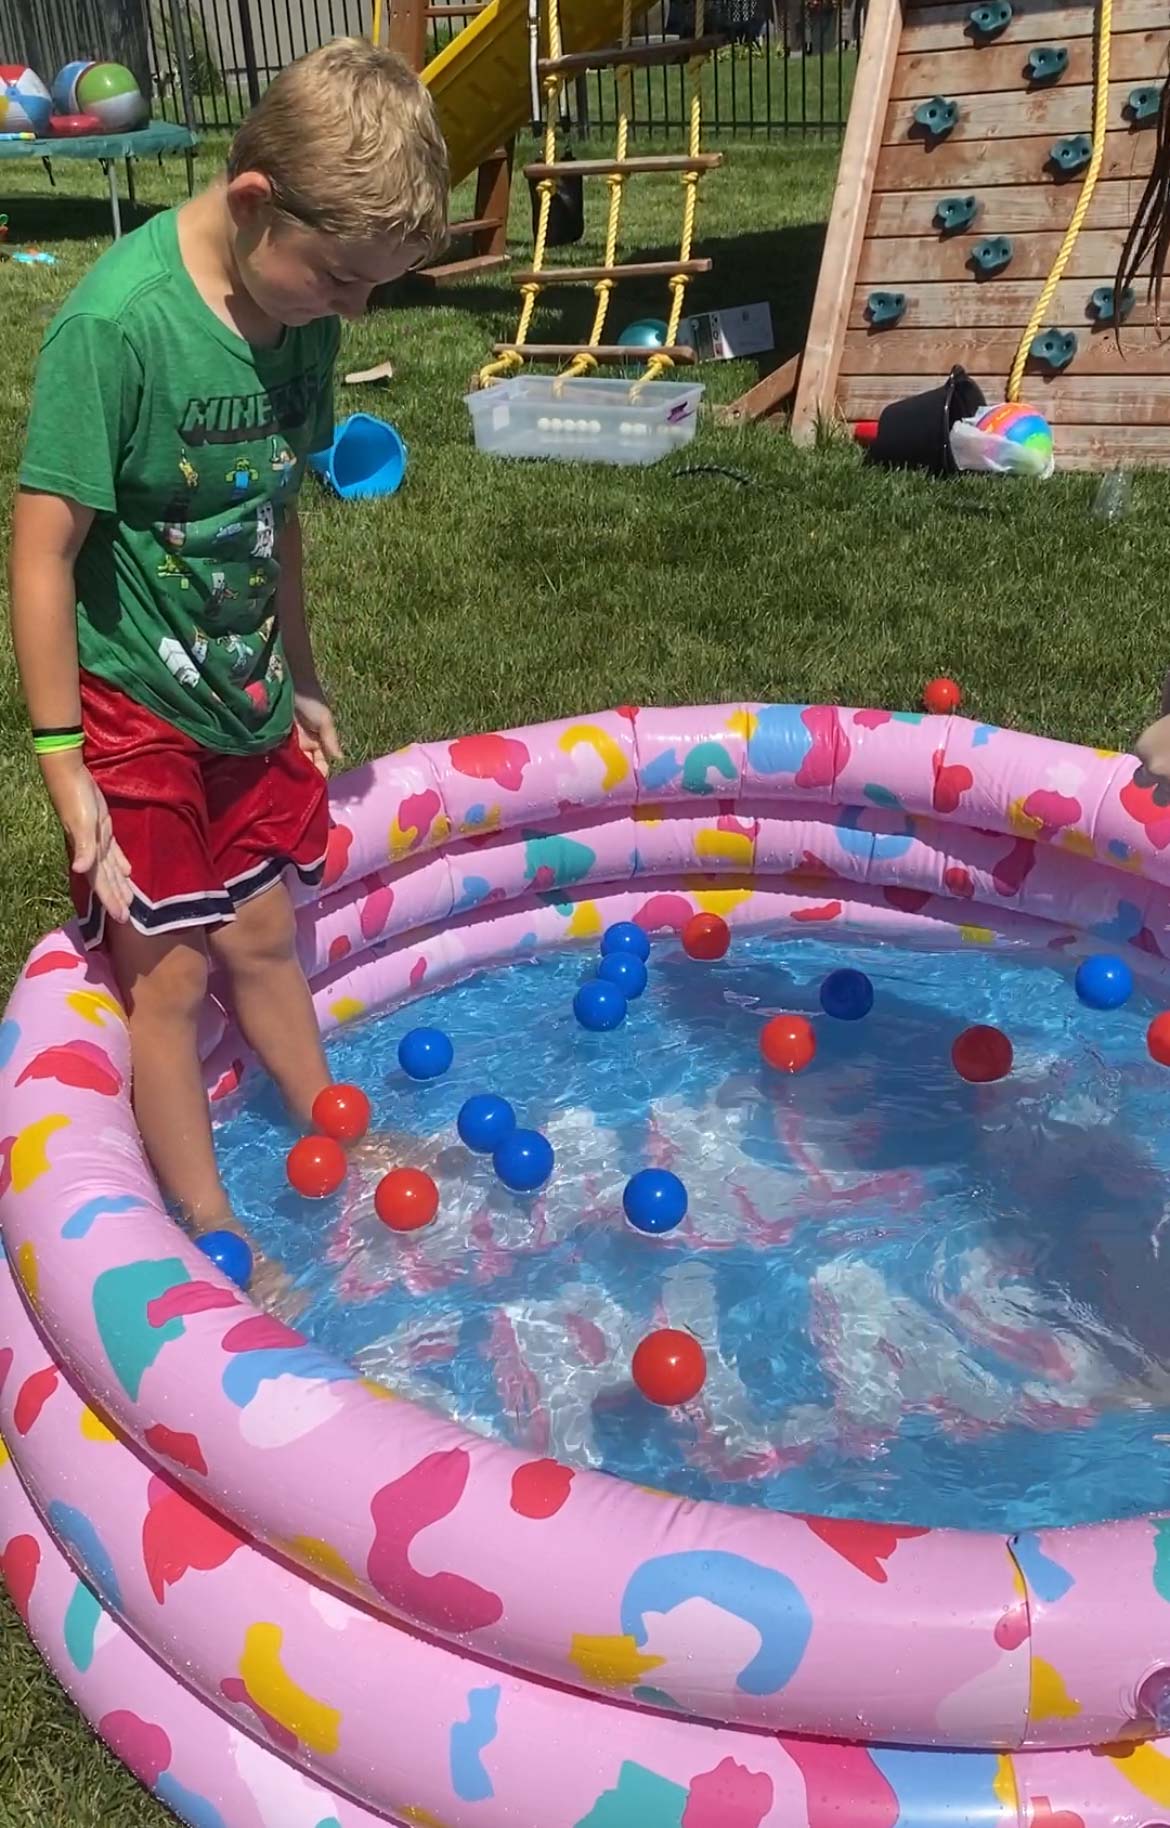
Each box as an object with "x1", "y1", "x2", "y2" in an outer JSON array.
[{"x1": 948, "y1": 400, "x2": 1055, "y2": 480}]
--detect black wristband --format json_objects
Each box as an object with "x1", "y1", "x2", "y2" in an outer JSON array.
[{"x1": 30, "y1": 724, "x2": 84, "y2": 738}]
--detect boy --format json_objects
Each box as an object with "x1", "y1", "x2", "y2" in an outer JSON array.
[{"x1": 8, "y1": 39, "x2": 448, "y2": 1277}]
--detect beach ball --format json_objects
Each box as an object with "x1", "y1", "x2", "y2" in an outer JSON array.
[
  {"x1": 632, "y1": 1329, "x2": 706, "y2": 1405},
  {"x1": 952, "y1": 1024, "x2": 1013, "y2": 1083},
  {"x1": 375, "y1": 1167, "x2": 438, "y2": 1232},
  {"x1": 601, "y1": 921, "x2": 650, "y2": 961},
  {"x1": 457, "y1": 1093, "x2": 516, "y2": 1154},
  {"x1": 494, "y1": 1128, "x2": 554, "y2": 1193},
  {"x1": 574, "y1": 979, "x2": 628, "y2": 1031},
  {"x1": 0, "y1": 66, "x2": 52, "y2": 136},
  {"x1": 972, "y1": 402, "x2": 1054, "y2": 478},
  {"x1": 598, "y1": 952, "x2": 648, "y2": 998},
  {"x1": 286, "y1": 1134, "x2": 347, "y2": 1197},
  {"x1": 1148, "y1": 1012, "x2": 1170, "y2": 1067},
  {"x1": 820, "y1": 968, "x2": 874, "y2": 1021},
  {"x1": 74, "y1": 61, "x2": 148, "y2": 131},
  {"x1": 923, "y1": 676, "x2": 962, "y2": 715},
  {"x1": 682, "y1": 912, "x2": 731, "y2": 960},
  {"x1": 623, "y1": 1168, "x2": 688, "y2": 1234},
  {"x1": 398, "y1": 1026, "x2": 453, "y2": 1080},
  {"x1": 311, "y1": 1082, "x2": 371, "y2": 1143},
  {"x1": 761, "y1": 1014, "x2": 816, "y2": 1073},
  {"x1": 195, "y1": 1229, "x2": 253, "y2": 1290},
  {"x1": 51, "y1": 60, "x2": 94, "y2": 115},
  {"x1": 1074, "y1": 954, "x2": 1133, "y2": 1011}
]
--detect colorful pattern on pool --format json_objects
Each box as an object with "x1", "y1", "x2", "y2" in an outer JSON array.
[{"x1": 6, "y1": 702, "x2": 1170, "y2": 1828}]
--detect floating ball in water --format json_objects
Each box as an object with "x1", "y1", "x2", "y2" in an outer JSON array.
[
  {"x1": 682, "y1": 912, "x2": 731, "y2": 960},
  {"x1": 760, "y1": 1014, "x2": 816, "y2": 1073},
  {"x1": 457, "y1": 1093, "x2": 517, "y2": 1154},
  {"x1": 923, "y1": 676, "x2": 962, "y2": 715},
  {"x1": 195, "y1": 1228, "x2": 253, "y2": 1290},
  {"x1": 1148, "y1": 1012, "x2": 1170, "y2": 1067},
  {"x1": 311, "y1": 1082, "x2": 371, "y2": 1143},
  {"x1": 1074, "y1": 954, "x2": 1133, "y2": 1010},
  {"x1": 286, "y1": 1134, "x2": 347, "y2": 1198},
  {"x1": 632, "y1": 1328, "x2": 706, "y2": 1405},
  {"x1": 598, "y1": 952, "x2": 648, "y2": 998},
  {"x1": 623, "y1": 1168, "x2": 688, "y2": 1234},
  {"x1": 574, "y1": 979, "x2": 628, "y2": 1031},
  {"x1": 375, "y1": 1167, "x2": 439, "y2": 1231},
  {"x1": 819, "y1": 967, "x2": 874, "y2": 1021},
  {"x1": 493, "y1": 1128, "x2": 554, "y2": 1192},
  {"x1": 398, "y1": 1026, "x2": 454, "y2": 1080},
  {"x1": 600, "y1": 921, "x2": 650, "y2": 961},
  {"x1": 952, "y1": 1024, "x2": 1013, "y2": 1083}
]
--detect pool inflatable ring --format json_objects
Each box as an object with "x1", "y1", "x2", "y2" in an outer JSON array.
[{"x1": 5, "y1": 702, "x2": 1170, "y2": 1827}]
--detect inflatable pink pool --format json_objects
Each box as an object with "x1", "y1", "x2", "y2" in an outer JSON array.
[{"x1": 4, "y1": 702, "x2": 1170, "y2": 1828}]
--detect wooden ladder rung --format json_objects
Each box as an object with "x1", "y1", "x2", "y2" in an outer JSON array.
[
  {"x1": 447, "y1": 214, "x2": 503, "y2": 238},
  {"x1": 426, "y1": 5, "x2": 485, "y2": 16},
  {"x1": 492, "y1": 342, "x2": 698, "y2": 364},
  {"x1": 524, "y1": 153, "x2": 723, "y2": 180},
  {"x1": 538, "y1": 35, "x2": 726, "y2": 77},
  {"x1": 415, "y1": 252, "x2": 509, "y2": 284},
  {"x1": 513, "y1": 258, "x2": 712, "y2": 285}
]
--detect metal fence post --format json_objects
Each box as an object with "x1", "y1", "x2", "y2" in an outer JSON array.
[{"x1": 235, "y1": 0, "x2": 261, "y2": 105}]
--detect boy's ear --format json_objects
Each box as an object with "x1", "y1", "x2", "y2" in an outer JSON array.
[{"x1": 225, "y1": 170, "x2": 275, "y2": 224}]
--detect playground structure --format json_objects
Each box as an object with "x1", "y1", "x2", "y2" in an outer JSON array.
[{"x1": 732, "y1": 0, "x2": 1170, "y2": 470}]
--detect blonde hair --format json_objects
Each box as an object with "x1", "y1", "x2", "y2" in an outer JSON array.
[{"x1": 227, "y1": 37, "x2": 449, "y2": 250}]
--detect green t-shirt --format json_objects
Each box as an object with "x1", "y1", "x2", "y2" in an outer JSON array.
[{"x1": 19, "y1": 207, "x2": 340, "y2": 754}]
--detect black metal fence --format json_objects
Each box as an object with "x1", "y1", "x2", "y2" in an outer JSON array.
[{"x1": 1, "y1": 0, "x2": 860, "y2": 138}]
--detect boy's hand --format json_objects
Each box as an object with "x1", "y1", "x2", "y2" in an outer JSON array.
[
  {"x1": 293, "y1": 691, "x2": 342, "y2": 778},
  {"x1": 40, "y1": 751, "x2": 133, "y2": 924},
  {"x1": 1136, "y1": 714, "x2": 1170, "y2": 788}
]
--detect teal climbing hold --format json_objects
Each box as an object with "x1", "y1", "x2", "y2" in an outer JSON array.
[
  {"x1": 867, "y1": 291, "x2": 907, "y2": 328},
  {"x1": 1026, "y1": 45, "x2": 1069, "y2": 82},
  {"x1": 1128, "y1": 85, "x2": 1163, "y2": 125},
  {"x1": 968, "y1": 0, "x2": 1012, "y2": 37},
  {"x1": 914, "y1": 96, "x2": 960, "y2": 137},
  {"x1": 1031, "y1": 327, "x2": 1077, "y2": 369},
  {"x1": 935, "y1": 194, "x2": 980, "y2": 233},
  {"x1": 970, "y1": 236, "x2": 1013, "y2": 275},
  {"x1": 1089, "y1": 284, "x2": 1136, "y2": 323},
  {"x1": 1050, "y1": 134, "x2": 1092, "y2": 174}
]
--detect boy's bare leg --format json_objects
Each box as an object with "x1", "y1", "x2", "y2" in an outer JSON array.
[{"x1": 210, "y1": 880, "x2": 329, "y2": 1126}]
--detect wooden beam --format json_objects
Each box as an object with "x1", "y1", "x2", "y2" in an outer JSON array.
[
  {"x1": 387, "y1": 0, "x2": 428, "y2": 69},
  {"x1": 513, "y1": 258, "x2": 712, "y2": 285},
  {"x1": 492, "y1": 342, "x2": 698, "y2": 362},
  {"x1": 791, "y1": 0, "x2": 903, "y2": 445},
  {"x1": 720, "y1": 354, "x2": 803, "y2": 426},
  {"x1": 538, "y1": 36, "x2": 726, "y2": 77},
  {"x1": 524, "y1": 153, "x2": 724, "y2": 179}
]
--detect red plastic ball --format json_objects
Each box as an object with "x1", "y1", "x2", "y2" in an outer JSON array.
[
  {"x1": 760, "y1": 1014, "x2": 817, "y2": 1073},
  {"x1": 286, "y1": 1134, "x2": 347, "y2": 1198},
  {"x1": 923, "y1": 676, "x2": 962, "y2": 715},
  {"x1": 311, "y1": 1082, "x2": 371, "y2": 1144},
  {"x1": 1148, "y1": 1012, "x2": 1170, "y2": 1067},
  {"x1": 682, "y1": 912, "x2": 731, "y2": 961},
  {"x1": 951, "y1": 1024, "x2": 1013, "y2": 1084},
  {"x1": 375, "y1": 1167, "x2": 439, "y2": 1232},
  {"x1": 632, "y1": 1329, "x2": 707, "y2": 1406}
]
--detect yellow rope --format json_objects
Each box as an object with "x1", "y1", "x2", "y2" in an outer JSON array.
[
  {"x1": 371, "y1": 0, "x2": 382, "y2": 47},
  {"x1": 639, "y1": 0, "x2": 706, "y2": 388},
  {"x1": 1007, "y1": 0, "x2": 1112, "y2": 399}
]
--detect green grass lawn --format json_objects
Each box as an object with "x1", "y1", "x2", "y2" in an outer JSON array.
[{"x1": 1, "y1": 126, "x2": 1169, "y2": 1826}]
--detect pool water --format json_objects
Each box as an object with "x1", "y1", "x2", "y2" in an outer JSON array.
[{"x1": 214, "y1": 931, "x2": 1170, "y2": 1533}]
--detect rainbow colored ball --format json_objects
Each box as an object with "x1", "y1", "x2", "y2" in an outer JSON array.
[
  {"x1": 74, "y1": 62, "x2": 148, "y2": 131},
  {"x1": 973, "y1": 402, "x2": 1054, "y2": 478},
  {"x1": 0, "y1": 65, "x2": 52, "y2": 136}
]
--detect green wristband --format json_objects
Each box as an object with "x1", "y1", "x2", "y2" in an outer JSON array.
[{"x1": 33, "y1": 730, "x2": 85, "y2": 756}]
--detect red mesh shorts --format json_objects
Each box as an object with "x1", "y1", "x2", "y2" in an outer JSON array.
[{"x1": 72, "y1": 672, "x2": 329, "y2": 949}]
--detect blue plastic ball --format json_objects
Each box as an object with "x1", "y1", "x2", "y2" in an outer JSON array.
[
  {"x1": 195, "y1": 1229, "x2": 254, "y2": 1290},
  {"x1": 493, "y1": 1128, "x2": 555, "y2": 1193},
  {"x1": 600, "y1": 921, "x2": 651, "y2": 962},
  {"x1": 598, "y1": 952, "x2": 648, "y2": 999},
  {"x1": 458, "y1": 1093, "x2": 517, "y2": 1154},
  {"x1": 623, "y1": 1168, "x2": 688, "y2": 1234},
  {"x1": 1074, "y1": 954, "x2": 1134, "y2": 1011},
  {"x1": 398, "y1": 1026, "x2": 454, "y2": 1080},
  {"x1": 819, "y1": 967, "x2": 875, "y2": 1021},
  {"x1": 574, "y1": 979, "x2": 628, "y2": 1031}
]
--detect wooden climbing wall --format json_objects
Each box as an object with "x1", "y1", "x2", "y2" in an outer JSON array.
[{"x1": 791, "y1": 0, "x2": 1170, "y2": 469}]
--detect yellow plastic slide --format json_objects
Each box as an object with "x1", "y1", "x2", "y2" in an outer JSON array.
[{"x1": 423, "y1": 0, "x2": 653, "y2": 188}]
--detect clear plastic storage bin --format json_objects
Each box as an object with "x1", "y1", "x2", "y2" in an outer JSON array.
[{"x1": 464, "y1": 374, "x2": 704, "y2": 465}]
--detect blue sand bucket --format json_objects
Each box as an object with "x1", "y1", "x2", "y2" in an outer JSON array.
[{"x1": 308, "y1": 413, "x2": 407, "y2": 500}]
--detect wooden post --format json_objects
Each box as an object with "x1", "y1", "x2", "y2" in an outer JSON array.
[
  {"x1": 388, "y1": 0, "x2": 429, "y2": 67},
  {"x1": 789, "y1": 0, "x2": 901, "y2": 445}
]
